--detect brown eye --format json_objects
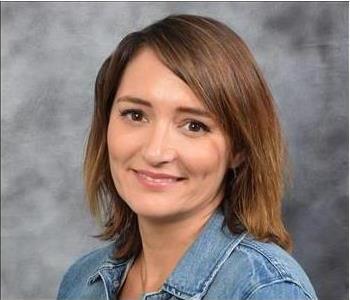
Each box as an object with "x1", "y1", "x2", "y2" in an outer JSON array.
[
  {"x1": 120, "y1": 109, "x2": 145, "y2": 122},
  {"x1": 185, "y1": 120, "x2": 210, "y2": 133}
]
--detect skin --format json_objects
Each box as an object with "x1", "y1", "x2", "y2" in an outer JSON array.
[{"x1": 107, "y1": 47, "x2": 240, "y2": 298}]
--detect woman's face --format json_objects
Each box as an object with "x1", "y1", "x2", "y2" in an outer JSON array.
[{"x1": 107, "y1": 48, "x2": 233, "y2": 222}]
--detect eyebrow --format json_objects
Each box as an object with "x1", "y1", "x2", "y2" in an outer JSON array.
[{"x1": 116, "y1": 96, "x2": 212, "y2": 118}]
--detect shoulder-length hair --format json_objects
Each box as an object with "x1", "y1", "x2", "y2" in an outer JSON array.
[{"x1": 84, "y1": 14, "x2": 292, "y2": 258}]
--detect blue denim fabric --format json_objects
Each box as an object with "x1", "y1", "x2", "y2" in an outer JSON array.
[{"x1": 57, "y1": 210, "x2": 318, "y2": 300}]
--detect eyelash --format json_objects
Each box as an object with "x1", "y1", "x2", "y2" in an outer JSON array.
[{"x1": 119, "y1": 109, "x2": 211, "y2": 133}]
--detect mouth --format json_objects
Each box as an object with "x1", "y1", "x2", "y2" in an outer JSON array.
[{"x1": 132, "y1": 169, "x2": 186, "y2": 188}]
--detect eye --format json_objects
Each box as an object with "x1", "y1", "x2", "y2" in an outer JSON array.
[
  {"x1": 119, "y1": 109, "x2": 146, "y2": 122},
  {"x1": 184, "y1": 120, "x2": 210, "y2": 133}
]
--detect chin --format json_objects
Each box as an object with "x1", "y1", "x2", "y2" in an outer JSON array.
[{"x1": 126, "y1": 199, "x2": 184, "y2": 221}]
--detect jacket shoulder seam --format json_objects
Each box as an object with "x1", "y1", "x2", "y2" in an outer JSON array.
[
  {"x1": 243, "y1": 279, "x2": 314, "y2": 300},
  {"x1": 238, "y1": 239, "x2": 292, "y2": 279}
]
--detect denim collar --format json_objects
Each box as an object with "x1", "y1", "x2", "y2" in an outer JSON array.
[
  {"x1": 162, "y1": 211, "x2": 247, "y2": 299},
  {"x1": 87, "y1": 210, "x2": 247, "y2": 299},
  {"x1": 86, "y1": 243, "x2": 130, "y2": 298}
]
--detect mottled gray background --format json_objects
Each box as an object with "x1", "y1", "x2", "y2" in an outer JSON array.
[{"x1": 1, "y1": 2, "x2": 348, "y2": 300}]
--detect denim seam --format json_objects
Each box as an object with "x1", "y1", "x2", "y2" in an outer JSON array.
[
  {"x1": 243, "y1": 279, "x2": 314, "y2": 300},
  {"x1": 162, "y1": 283, "x2": 193, "y2": 299},
  {"x1": 86, "y1": 260, "x2": 128, "y2": 285},
  {"x1": 162, "y1": 232, "x2": 247, "y2": 299},
  {"x1": 239, "y1": 240, "x2": 290, "y2": 279},
  {"x1": 197, "y1": 232, "x2": 248, "y2": 298},
  {"x1": 98, "y1": 270, "x2": 111, "y2": 300},
  {"x1": 86, "y1": 266, "x2": 119, "y2": 285},
  {"x1": 87, "y1": 272, "x2": 100, "y2": 285}
]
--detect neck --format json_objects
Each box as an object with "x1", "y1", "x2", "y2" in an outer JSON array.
[{"x1": 136, "y1": 205, "x2": 219, "y2": 292}]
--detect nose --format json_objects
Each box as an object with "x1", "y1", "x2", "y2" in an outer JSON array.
[{"x1": 141, "y1": 122, "x2": 177, "y2": 166}]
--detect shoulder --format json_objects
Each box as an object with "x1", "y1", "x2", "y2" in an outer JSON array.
[
  {"x1": 221, "y1": 234, "x2": 318, "y2": 299},
  {"x1": 57, "y1": 242, "x2": 116, "y2": 300}
]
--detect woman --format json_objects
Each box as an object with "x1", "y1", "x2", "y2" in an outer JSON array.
[{"x1": 57, "y1": 14, "x2": 317, "y2": 300}]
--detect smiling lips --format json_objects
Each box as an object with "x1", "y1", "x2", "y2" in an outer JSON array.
[{"x1": 133, "y1": 169, "x2": 186, "y2": 188}]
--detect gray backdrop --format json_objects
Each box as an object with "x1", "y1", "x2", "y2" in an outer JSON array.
[{"x1": 1, "y1": 2, "x2": 348, "y2": 300}]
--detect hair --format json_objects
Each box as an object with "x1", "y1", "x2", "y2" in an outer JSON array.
[{"x1": 84, "y1": 14, "x2": 292, "y2": 259}]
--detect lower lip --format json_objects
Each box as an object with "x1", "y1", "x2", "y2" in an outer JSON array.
[{"x1": 133, "y1": 170, "x2": 184, "y2": 190}]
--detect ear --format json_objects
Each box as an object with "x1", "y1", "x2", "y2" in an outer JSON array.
[{"x1": 229, "y1": 152, "x2": 245, "y2": 169}]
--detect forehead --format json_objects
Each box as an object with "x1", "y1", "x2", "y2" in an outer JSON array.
[{"x1": 116, "y1": 47, "x2": 206, "y2": 110}]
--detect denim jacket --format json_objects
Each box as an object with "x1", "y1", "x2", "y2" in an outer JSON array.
[{"x1": 57, "y1": 210, "x2": 317, "y2": 300}]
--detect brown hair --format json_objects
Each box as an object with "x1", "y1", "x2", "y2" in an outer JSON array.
[{"x1": 84, "y1": 14, "x2": 292, "y2": 258}]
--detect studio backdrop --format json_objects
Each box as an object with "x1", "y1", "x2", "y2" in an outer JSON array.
[{"x1": 1, "y1": 2, "x2": 348, "y2": 300}]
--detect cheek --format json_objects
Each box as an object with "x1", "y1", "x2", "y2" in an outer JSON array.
[
  {"x1": 181, "y1": 138, "x2": 229, "y2": 178},
  {"x1": 107, "y1": 121, "x2": 139, "y2": 163}
]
